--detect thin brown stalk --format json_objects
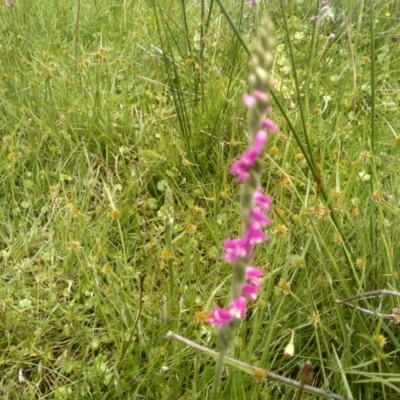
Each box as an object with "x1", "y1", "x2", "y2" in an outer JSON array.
[
  {"x1": 336, "y1": 289, "x2": 400, "y2": 324},
  {"x1": 336, "y1": 301, "x2": 393, "y2": 320},
  {"x1": 165, "y1": 331, "x2": 354, "y2": 400},
  {"x1": 336, "y1": 289, "x2": 400, "y2": 303}
]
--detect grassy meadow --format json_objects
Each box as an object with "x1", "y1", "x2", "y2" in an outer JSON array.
[{"x1": 1, "y1": 0, "x2": 400, "y2": 398}]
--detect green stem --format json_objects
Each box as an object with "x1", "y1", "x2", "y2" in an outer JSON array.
[
  {"x1": 211, "y1": 350, "x2": 227, "y2": 400},
  {"x1": 369, "y1": 0, "x2": 375, "y2": 154},
  {"x1": 166, "y1": 223, "x2": 174, "y2": 319},
  {"x1": 215, "y1": 0, "x2": 250, "y2": 55},
  {"x1": 279, "y1": 0, "x2": 315, "y2": 172}
]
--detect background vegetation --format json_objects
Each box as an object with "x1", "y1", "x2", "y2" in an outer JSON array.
[{"x1": 0, "y1": 0, "x2": 400, "y2": 398}]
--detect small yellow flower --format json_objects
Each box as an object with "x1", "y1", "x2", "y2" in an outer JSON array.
[
  {"x1": 360, "y1": 150, "x2": 370, "y2": 162},
  {"x1": 181, "y1": 158, "x2": 190, "y2": 166},
  {"x1": 292, "y1": 214, "x2": 302, "y2": 224},
  {"x1": 5, "y1": 298, "x2": 13, "y2": 306},
  {"x1": 314, "y1": 107, "x2": 322, "y2": 115},
  {"x1": 385, "y1": 11, "x2": 391, "y2": 17},
  {"x1": 71, "y1": 208, "x2": 80, "y2": 217},
  {"x1": 308, "y1": 312, "x2": 321, "y2": 326},
  {"x1": 102, "y1": 264, "x2": 111, "y2": 274},
  {"x1": 362, "y1": 57, "x2": 371, "y2": 65},
  {"x1": 108, "y1": 209, "x2": 121, "y2": 219},
  {"x1": 333, "y1": 189, "x2": 342, "y2": 199},
  {"x1": 281, "y1": 176, "x2": 293, "y2": 186},
  {"x1": 276, "y1": 208, "x2": 285, "y2": 217},
  {"x1": 253, "y1": 368, "x2": 266, "y2": 383},
  {"x1": 332, "y1": 232, "x2": 342, "y2": 245},
  {"x1": 323, "y1": 208, "x2": 331, "y2": 218},
  {"x1": 192, "y1": 205, "x2": 205, "y2": 215},
  {"x1": 374, "y1": 334, "x2": 388, "y2": 349},
  {"x1": 228, "y1": 138, "x2": 237, "y2": 146},
  {"x1": 277, "y1": 132, "x2": 287, "y2": 141},
  {"x1": 185, "y1": 224, "x2": 197, "y2": 234},
  {"x1": 352, "y1": 208, "x2": 360, "y2": 217},
  {"x1": 277, "y1": 280, "x2": 291, "y2": 295},
  {"x1": 256, "y1": 298, "x2": 265, "y2": 308},
  {"x1": 2, "y1": 135, "x2": 11, "y2": 144},
  {"x1": 71, "y1": 241, "x2": 81, "y2": 250},
  {"x1": 296, "y1": 153, "x2": 306, "y2": 164},
  {"x1": 220, "y1": 190, "x2": 229, "y2": 199},
  {"x1": 269, "y1": 146, "x2": 279, "y2": 156},
  {"x1": 160, "y1": 249, "x2": 172, "y2": 260},
  {"x1": 292, "y1": 256, "x2": 304, "y2": 267},
  {"x1": 356, "y1": 258, "x2": 366, "y2": 269},
  {"x1": 276, "y1": 224, "x2": 288, "y2": 237},
  {"x1": 372, "y1": 191, "x2": 383, "y2": 202},
  {"x1": 311, "y1": 203, "x2": 325, "y2": 217},
  {"x1": 194, "y1": 310, "x2": 209, "y2": 324}
]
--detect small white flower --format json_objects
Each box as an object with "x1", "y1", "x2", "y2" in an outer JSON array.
[{"x1": 19, "y1": 299, "x2": 32, "y2": 308}]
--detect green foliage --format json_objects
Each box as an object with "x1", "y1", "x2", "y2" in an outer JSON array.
[{"x1": 0, "y1": 0, "x2": 399, "y2": 398}]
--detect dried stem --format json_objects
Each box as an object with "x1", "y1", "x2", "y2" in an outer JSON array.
[
  {"x1": 336, "y1": 289, "x2": 400, "y2": 324},
  {"x1": 166, "y1": 331, "x2": 354, "y2": 400},
  {"x1": 336, "y1": 289, "x2": 400, "y2": 303}
]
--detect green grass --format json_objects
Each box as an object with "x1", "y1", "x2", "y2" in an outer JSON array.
[{"x1": 0, "y1": 0, "x2": 400, "y2": 398}]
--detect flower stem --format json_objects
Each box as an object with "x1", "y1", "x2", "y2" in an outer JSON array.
[
  {"x1": 164, "y1": 186, "x2": 174, "y2": 319},
  {"x1": 210, "y1": 349, "x2": 226, "y2": 400}
]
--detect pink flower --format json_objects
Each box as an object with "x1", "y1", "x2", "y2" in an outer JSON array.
[
  {"x1": 5, "y1": 0, "x2": 12, "y2": 5},
  {"x1": 266, "y1": 106, "x2": 273, "y2": 113},
  {"x1": 241, "y1": 267, "x2": 263, "y2": 300},
  {"x1": 247, "y1": 228, "x2": 267, "y2": 249},
  {"x1": 245, "y1": 266, "x2": 263, "y2": 285},
  {"x1": 262, "y1": 118, "x2": 278, "y2": 132},
  {"x1": 231, "y1": 130, "x2": 267, "y2": 182},
  {"x1": 223, "y1": 226, "x2": 268, "y2": 263},
  {"x1": 227, "y1": 297, "x2": 247, "y2": 319},
  {"x1": 208, "y1": 307, "x2": 234, "y2": 327},
  {"x1": 252, "y1": 90, "x2": 268, "y2": 103},
  {"x1": 311, "y1": 15, "x2": 319, "y2": 20},
  {"x1": 243, "y1": 94, "x2": 257, "y2": 108},
  {"x1": 241, "y1": 283, "x2": 259, "y2": 300},
  {"x1": 223, "y1": 224, "x2": 269, "y2": 263},
  {"x1": 254, "y1": 188, "x2": 273, "y2": 211},
  {"x1": 250, "y1": 208, "x2": 271, "y2": 229},
  {"x1": 248, "y1": 0, "x2": 255, "y2": 7},
  {"x1": 208, "y1": 297, "x2": 247, "y2": 327},
  {"x1": 223, "y1": 237, "x2": 250, "y2": 262},
  {"x1": 243, "y1": 90, "x2": 267, "y2": 108},
  {"x1": 246, "y1": 224, "x2": 268, "y2": 247}
]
